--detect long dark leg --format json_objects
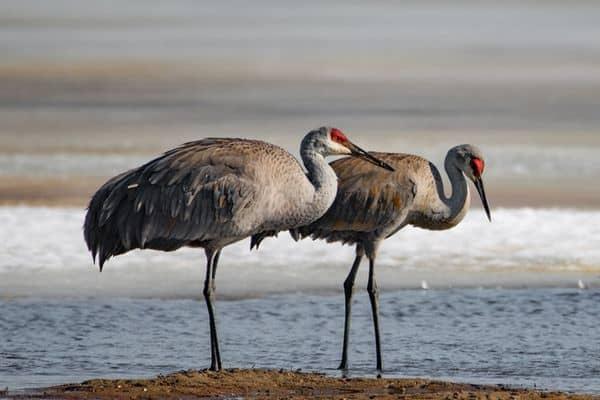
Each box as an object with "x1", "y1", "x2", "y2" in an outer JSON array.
[
  {"x1": 338, "y1": 246, "x2": 363, "y2": 370},
  {"x1": 203, "y1": 248, "x2": 222, "y2": 371},
  {"x1": 212, "y1": 250, "x2": 222, "y2": 370},
  {"x1": 211, "y1": 250, "x2": 221, "y2": 282},
  {"x1": 367, "y1": 255, "x2": 383, "y2": 371}
]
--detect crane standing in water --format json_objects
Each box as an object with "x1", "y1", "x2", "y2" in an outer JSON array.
[
  {"x1": 84, "y1": 127, "x2": 394, "y2": 371},
  {"x1": 294, "y1": 144, "x2": 491, "y2": 371}
]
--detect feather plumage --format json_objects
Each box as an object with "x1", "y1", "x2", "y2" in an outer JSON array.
[
  {"x1": 297, "y1": 153, "x2": 419, "y2": 245},
  {"x1": 84, "y1": 138, "x2": 314, "y2": 270}
]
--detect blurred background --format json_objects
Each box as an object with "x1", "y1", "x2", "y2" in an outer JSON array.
[
  {"x1": 2, "y1": 0, "x2": 600, "y2": 207},
  {"x1": 2, "y1": 0, "x2": 600, "y2": 300},
  {"x1": 2, "y1": 0, "x2": 600, "y2": 295},
  {"x1": 1, "y1": 1, "x2": 599, "y2": 391}
]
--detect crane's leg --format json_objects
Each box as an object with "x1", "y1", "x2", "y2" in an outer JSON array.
[
  {"x1": 367, "y1": 255, "x2": 383, "y2": 371},
  {"x1": 203, "y1": 248, "x2": 222, "y2": 371},
  {"x1": 211, "y1": 250, "x2": 221, "y2": 283},
  {"x1": 338, "y1": 245, "x2": 364, "y2": 370},
  {"x1": 211, "y1": 249, "x2": 222, "y2": 370}
]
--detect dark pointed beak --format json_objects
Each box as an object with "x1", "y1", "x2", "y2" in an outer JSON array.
[
  {"x1": 474, "y1": 177, "x2": 491, "y2": 222},
  {"x1": 346, "y1": 142, "x2": 395, "y2": 171}
]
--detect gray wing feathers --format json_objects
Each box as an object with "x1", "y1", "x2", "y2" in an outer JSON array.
[
  {"x1": 84, "y1": 138, "x2": 260, "y2": 269},
  {"x1": 297, "y1": 153, "x2": 416, "y2": 245}
]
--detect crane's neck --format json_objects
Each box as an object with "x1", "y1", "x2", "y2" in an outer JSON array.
[
  {"x1": 300, "y1": 147, "x2": 338, "y2": 219},
  {"x1": 428, "y1": 155, "x2": 471, "y2": 229}
]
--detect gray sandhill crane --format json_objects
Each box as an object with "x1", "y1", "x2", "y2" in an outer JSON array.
[
  {"x1": 293, "y1": 144, "x2": 491, "y2": 371},
  {"x1": 83, "y1": 127, "x2": 393, "y2": 371}
]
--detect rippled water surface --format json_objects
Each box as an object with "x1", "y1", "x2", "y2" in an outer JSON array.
[{"x1": 2, "y1": 289, "x2": 599, "y2": 393}]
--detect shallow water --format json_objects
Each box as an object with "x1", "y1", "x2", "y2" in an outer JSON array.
[{"x1": 1, "y1": 289, "x2": 599, "y2": 393}]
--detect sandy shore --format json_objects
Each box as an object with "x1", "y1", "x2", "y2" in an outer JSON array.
[
  {"x1": 1, "y1": 175, "x2": 599, "y2": 209},
  {"x1": 5, "y1": 369, "x2": 597, "y2": 400}
]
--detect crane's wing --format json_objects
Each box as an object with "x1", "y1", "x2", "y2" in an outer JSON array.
[
  {"x1": 296, "y1": 153, "x2": 417, "y2": 243},
  {"x1": 84, "y1": 138, "x2": 285, "y2": 269}
]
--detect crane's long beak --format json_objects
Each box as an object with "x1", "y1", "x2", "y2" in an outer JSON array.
[
  {"x1": 346, "y1": 142, "x2": 395, "y2": 171},
  {"x1": 474, "y1": 178, "x2": 492, "y2": 222}
]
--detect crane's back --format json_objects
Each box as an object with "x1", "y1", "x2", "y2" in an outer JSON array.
[
  {"x1": 84, "y1": 138, "x2": 313, "y2": 268},
  {"x1": 296, "y1": 152, "x2": 440, "y2": 245}
]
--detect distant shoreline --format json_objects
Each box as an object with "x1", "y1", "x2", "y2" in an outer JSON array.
[{"x1": 1, "y1": 175, "x2": 598, "y2": 209}]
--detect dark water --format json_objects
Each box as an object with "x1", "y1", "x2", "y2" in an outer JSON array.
[{"x1": 1, "y1": 289, "x2": 599, "y2": 393}]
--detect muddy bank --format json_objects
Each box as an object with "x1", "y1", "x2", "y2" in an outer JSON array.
[{"x1": 9, "y1": 369, "x2": 598, "y2": 400}]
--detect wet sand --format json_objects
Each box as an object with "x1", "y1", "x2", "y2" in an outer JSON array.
[
  {"x1": 0, "y1": 176, "x2": 102, "y2": 207},
  {"x1": 7, "y1": 369, "x2": 597, "y2": 400}
]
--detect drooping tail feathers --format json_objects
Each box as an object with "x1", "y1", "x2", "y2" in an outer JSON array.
[{"x1": 84, "y1": 171, "x2": 137, "y2": 271}]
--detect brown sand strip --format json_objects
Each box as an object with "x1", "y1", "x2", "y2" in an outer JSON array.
[
  {"x1": 1, "y1": 175, "x2": 600, "y2": 209},
  {"x1": 0, "y1": 176, "x2": 104, "y2": 207},
  {"x1": 10, "y1": 369, "x2": 597, "y2": 400}
]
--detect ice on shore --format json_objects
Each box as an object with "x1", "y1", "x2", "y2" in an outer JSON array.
[{"x1": 1, "y1": 206, "x2": 599, "y2": 298}]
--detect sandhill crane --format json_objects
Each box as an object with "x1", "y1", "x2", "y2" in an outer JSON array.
[
  {"x1": 293, "y1": 144, "x2": 491, "y2": 371},
  {"x1": 83, "y1": 127, "x2": 393, "y2": 371}
]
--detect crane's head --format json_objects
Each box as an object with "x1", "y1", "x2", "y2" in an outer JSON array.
[
  {"x1": 305, "y1": 127, "x2": 394, "y2": 171},
  {"x1": 450, "y1": 144, "x2": 491, "y2": 222}
]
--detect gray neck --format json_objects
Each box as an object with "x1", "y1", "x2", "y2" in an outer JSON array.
[
  {"x1": 430, "y1": 154, "x2": 471, "y2": 228},
  {"x1": 300, "y1": 145, "x2": 338, "y2": 219}
]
